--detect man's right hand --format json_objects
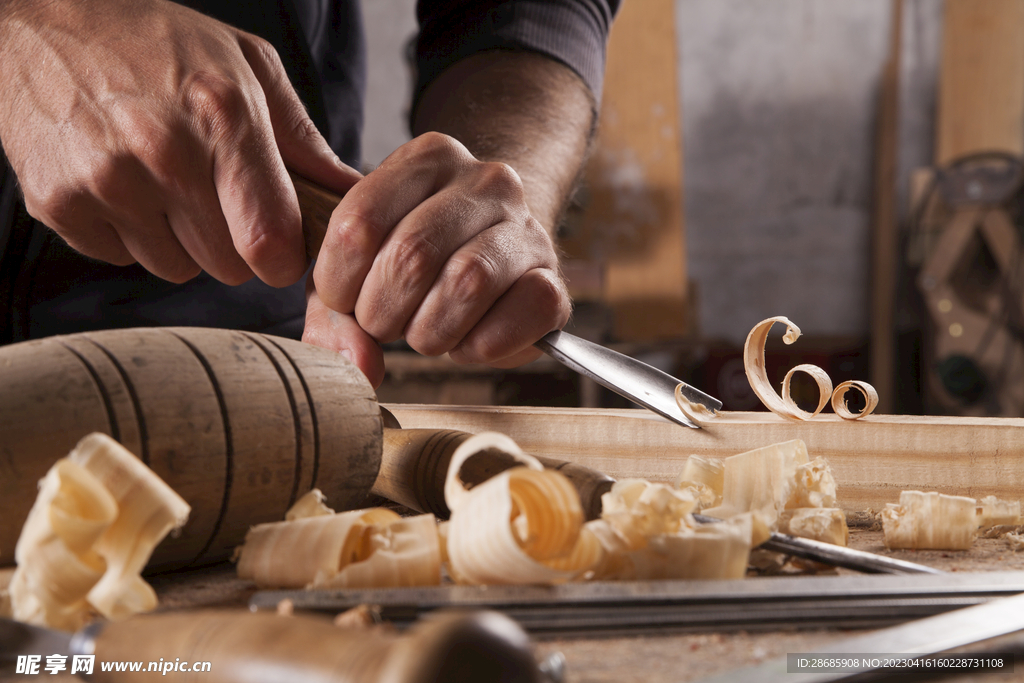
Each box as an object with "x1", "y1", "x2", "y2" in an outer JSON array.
[{"x1": 0, "y1": 0, "x2": 360, "y2": 286}]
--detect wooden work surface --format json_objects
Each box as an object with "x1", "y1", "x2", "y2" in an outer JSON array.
[
  {"x1": 9, "y1": 405, "x2": 1024, "y2": 682},
  {"x1": 141, "y1": 530, "x2": 1024, "y2": 683}
]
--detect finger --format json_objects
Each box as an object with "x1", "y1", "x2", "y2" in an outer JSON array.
[
  {"x1": 400, "y1": 216, "x2": 556, "y2": 356},
  {"x1": 61, "y1": 219, "x2": 136, "y2": 266},
  {"x1": 313, "y1": 132, "x2": 467, "y2": 314},
  {"x1": 182, "y1": 68, "x2": 305, "y2": 287},
  {"x1": 352, "y1": 185, "x2": 512, "y2": 343},
  {"x1": 164, "y1": 178, "x2": 254, "y2": 286},
  {"x1": 447, "y1": 267, "x2": 571, "y2": 367},
  {"x1": 30, "y1": 190, "x2": 135, "y2": 266},
  {"x1": 302, "y1": 280, "x2": 385, "y2": 388},
  {"x1": 87, "y1": 156, "x2": 208, "y2": 283},
  {"x1": 238, "y1": 33, "x2": 362, "y2": 196}
]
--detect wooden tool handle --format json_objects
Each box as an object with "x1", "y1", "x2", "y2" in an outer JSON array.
[
  {"x1": 0, "y1": 328, "x2": 381, "y2": 569},
  {"x1": 291, "y1": 172, "x2": 342, "y2": 262},
  {"x1": 374, "y1": 427, "x2": 614, "y2": 520},
  {"x1": 92, "y1": 609, "x2": 540, "y2": 683}
]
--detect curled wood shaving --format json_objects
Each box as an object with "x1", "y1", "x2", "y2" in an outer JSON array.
[
  {"x1": 831, "y1": 381, "x2": 879, "y2": 420},
  {"x1": 237, "y1": 509, "x2": 442, "y2": 589},
  {"x1": 443, "y1": 432, "x2": 591, "y2": 585},
  {"x1": 10, "y1": 433, "x2": 190, "y2": 631},
  {"x1": 674, "y1": 385, "x2": 718, "y2": 424},
  {"x1": 744, "y1": 316, "x2": 879, "y2": 420}
]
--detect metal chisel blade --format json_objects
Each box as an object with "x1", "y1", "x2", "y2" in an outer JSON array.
[
  {"x1": 535, "y1": 330, "x2": 722, "y2": 429},
  {"x1": 251, "y1": 571, "x2": 1024, "y2": 639}
]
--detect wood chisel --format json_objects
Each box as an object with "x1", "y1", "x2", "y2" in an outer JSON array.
[
  {"x1": 534, "y1": 330, "x2": 722, "y2": 429},
  {"x1": 291, "y1": 172, "x2": 724, "y2": 430},
  {"x1": 250, "y1": 570, "x2": 1024, "y2": 639}
]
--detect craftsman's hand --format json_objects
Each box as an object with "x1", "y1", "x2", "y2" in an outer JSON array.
[
  {"x1": 305, "y1": 133, "x2": 571, "y2": 385},
  {"x1": 0, "y1": 0, "x2": 359, "y2": 285}
]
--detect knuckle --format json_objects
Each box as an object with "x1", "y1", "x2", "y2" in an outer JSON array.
[
  {"x1": 407, "y1": 318, "x2": 461, "y2": 356},
  {"x1": 245, "y1": 34, "x2": 281, "y2": 66},
  {"x1": 287, "y1": 110, "x2": 321, "y2": 145},
  {"x1": 531, "y1": 269, "x2": 571, "y2": 322},
  {"x1": 403, "y1": 131, "x2": 465, "y2": 165},
  {"x1": 87, "y1": 155, "x2": 134, "y2": 204},
  {"x1": 383, "y1": 233, "x2": 441, "y2": 284},
  {"x1": 23, "y1": 185, "x2": 70, "y2": 227},
  {"x1": 182, "y1": 72, "x2": 252, "y2": 140},
  {"x1": 235, "y1": 225, "x2": 293, "y2": 265},
  {"x1": 327, "y1": 212, "x2": 380, "y2": 261},
  {"x1": 448, "y1": 251, "x2": 498, "y2": 299},
  {"x1": 474, "y1": 161, "x2": 523, "y2": 199}
]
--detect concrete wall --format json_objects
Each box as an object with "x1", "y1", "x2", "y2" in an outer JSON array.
[
  {"x1": 359, "y1": 0, "x2": 942, "y2": 344},
  {"x1": 359, "y1": 0, "x2": 417, "y2": 170}
]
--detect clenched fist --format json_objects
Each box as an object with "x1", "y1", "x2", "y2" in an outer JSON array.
[
  {"x1": 0, "y1": 0, "x2": 359, "y2": 286},
  {"x1": 303, "y1": 132, "x2": 571, "y2": 387}
]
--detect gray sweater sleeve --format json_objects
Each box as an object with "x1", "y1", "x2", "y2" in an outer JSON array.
[{"x1": 414, "y1": 0, "x2": 621, "y2": 110}]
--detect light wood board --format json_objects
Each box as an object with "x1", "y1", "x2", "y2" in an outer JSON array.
[
  {"x1": 936, "y1": 0, "x2": 1024, "y2": 163},
  {"x1": 385, "y1": 404, "x2": 1024, "y2": 513},
  {"x1": 584, "y1": 0, "x2": 689, "y2": 340}
]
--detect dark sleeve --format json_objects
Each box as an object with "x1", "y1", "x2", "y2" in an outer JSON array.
[{"x1": 414, "y1": 0, "x2": 621, "y2": 109}]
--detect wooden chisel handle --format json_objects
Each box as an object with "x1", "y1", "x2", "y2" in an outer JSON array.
[
  {"x1": 375, "y1": 427, "x2": 614, "y2": 521},
  {"x1": 291, "y1": 171, "x2": 342, "y2": 262},
  {"x1": 90, "y1": 609, "x2": 540, "y2": 683}
]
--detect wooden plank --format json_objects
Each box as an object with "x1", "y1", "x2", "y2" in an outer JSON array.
[
  {"x1": 385, "y1": 404, "x2": 1024, "y2": 513},
  {"x1": 936, "y1": 0, "x2": 1024, "y2": 163},
  {"x1": 870, "y1": 0, "x2": 902, "y2": 413},
  {"x1": 583, "y1": 0, "x2": 689, "y2": 340}
]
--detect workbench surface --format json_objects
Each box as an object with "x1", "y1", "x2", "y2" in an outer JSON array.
[{"x1": 140, "y1": 529, "x2": 1024, "y2": 683}]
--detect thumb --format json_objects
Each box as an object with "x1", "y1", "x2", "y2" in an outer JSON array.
[
  {"x1": 303, "y1": 278, "x2": 385, "y2": 388},
  {"x1": 239, "y1": 33, "x2": 362, "y2": 196}
]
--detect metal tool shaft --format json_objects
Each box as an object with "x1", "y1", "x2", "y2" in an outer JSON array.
[{"x1": 535, "y1": 330, "x2": 722, "y2": 429}]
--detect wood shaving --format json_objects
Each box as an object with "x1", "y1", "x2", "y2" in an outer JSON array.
[
  {"x1": 237, "y1": 509, "x2": 442, "y2": 590},
  {"x1": 10, "y1": 433, "x2": 190, "y2": 631},
  {"x1": 674, "y1": 385, "x2": 719, "y2": 424},
  {"x1": 676, "y1": 455, "x2": 724, "y2": 510},
  {"x1": 443, "y1": 432, "x2": 592, "y2": 585},
  {"x1": 333, "y1": 604, "x2": 381, "y2": 629},
  {"x1": 285, "y1": 489, "x2": 335, "y2": 521},
  {"x1": 744, "y1": 316, "x2": 878, "y2": 420},
  {"x1": 582, "y1": 480, "x2": 752, "y2": 581},
  {"x1": 831, "y1": 381, "x2": 879, "y2": 420},
  {"x1": 778, "y1": 508, "x2": 849, "y2": 547},
  {"x1": 881, "y1": 491, "x2": 978, "y2": 550},
  {"x1": 977, "y1": 496, "x2": 1022, "y2": 529}
]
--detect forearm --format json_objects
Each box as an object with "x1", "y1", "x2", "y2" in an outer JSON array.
[{"x1": 411, "y1": 50, "x2": 595, "y2": 236}]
